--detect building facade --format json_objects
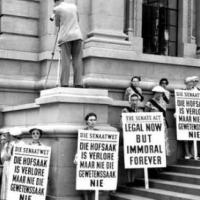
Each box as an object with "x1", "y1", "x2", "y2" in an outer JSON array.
[{"x1": 0, "y1": 0, "x2": 200, "y2": 199}]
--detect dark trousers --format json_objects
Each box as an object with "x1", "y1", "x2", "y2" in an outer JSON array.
[{"x1": 60, "y1": 39, "x2": 83, "y2": 87}]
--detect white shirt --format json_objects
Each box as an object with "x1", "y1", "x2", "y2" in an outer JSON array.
[{"x1": 54, "y1": 2, "x2": 82, "y2": 44}]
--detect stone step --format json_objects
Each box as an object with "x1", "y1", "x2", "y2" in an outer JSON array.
[
  {"x1": 167, "y1": 164, "x2": 200, "y2": 175},
  {"x1": 178, "y1": 159, "x2": 200, "y2": 166},
  {"x1": 110, "y1": 192, "x2": 154, "y2": 200},
  {"x1": 118, "y1": 185, "x2": 200, "y2": 200},
  {"x1": 136, "y1": 178, "x2": 200, "y2": 196},
  {"x1": 159, "y1": 171, "x2": 200, "y2": 185}
]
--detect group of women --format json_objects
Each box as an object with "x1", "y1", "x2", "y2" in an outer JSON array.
[
  {"x1": 124, "y1": 75, "x2": 200, "y2": 160},
  {"x1": 0, "y1": 75, "x2": 199, "y2": 199}
]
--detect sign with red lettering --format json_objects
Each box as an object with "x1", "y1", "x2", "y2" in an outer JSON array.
[
  {"x1": 76, "y1": 130, "x2": 119, "y2": 190},
  {"x1": 7, "y1": 144, "x2": 51, "y2": 200},
  {"x1": 122, "y1": 112, "x2": 166, "y2": 168},
  {"x1": 175, "y1": 89, "x2": 200, "y2": 140}
]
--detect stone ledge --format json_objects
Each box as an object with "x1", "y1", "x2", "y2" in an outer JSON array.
[
  {"x1": 1, "y1": 48, "x2": 200, "y2": 67},
  {"x1": 0, "y1": 75, "x2": 184, "y2": 91},
  {"x1": 2, "y1": 103, "x2": 39, "y2": 112},
  {"x1": 84, "y1": 37, "x2": 132, "y2": 50},
  {"x1": 1, "y1": 0, "x2": 39, "y2": 18},
  {"x1": 0, "y1": 50, "x2": 60, "y2": 61},
  {"x1": 83, "y1": 47, "x2": 200, "y2": 67},
  {"x1": 0, "y1": 124, "x2": 117, "y2": 136},
  {"x1": 36, "y1": 88, "x2": 113, "y2": 105},
  {"x1": 40, "y1": 87, "x2": 108, "y2": 97},
  {"x1": 87, "y1": 29, "x2": 128, "y2": 40},
  {"x1": 111, "y1": 100, "x2": 129, "y2": 107},
  {"x1": 0, "y1": 50, "x2": 38, "y2": 61},
  {"x1": 83, "y1": 76, "x2": 184, "y2": 92}
]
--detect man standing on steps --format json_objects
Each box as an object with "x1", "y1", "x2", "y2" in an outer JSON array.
[
  {"x1": 53, "y1": 0, "x2": 83, "y2": 88},
  {"x1": 121, "y1": 93, "x2": 143, "y2": 184}
]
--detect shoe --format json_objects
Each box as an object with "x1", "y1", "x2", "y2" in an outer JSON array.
[
  {"x1": 75, "y1": 85, "x2": 83, "y2": 88},
  {"x1": 184, "y1": 155, "x2": 192, "y2": 159},
  {"x1": 62, "y1": 85, "x2": 69, "y2": 88},
  {"x1": 192, "y1": 156, "x2": 200, "y2": 160}
]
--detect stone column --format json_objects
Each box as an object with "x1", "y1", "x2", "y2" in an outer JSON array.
[
  {"x1": 84, "y1": 0, "x2": 131, "y2": 50},
  {"x1": 196, "y1": 0, "x2": 200, "y2": 55},
  {"x1": 39, "y1": 0, "x2": 57, "y2": 53},
  {"x1": 124, "y1": 0, "x2": 143, "y2": 52},
  {"x1": 38, "y1": 0, "x2": 60, "y2": 88},
  {"x1": 132, "y1": 0, "x2": 143, "y2": 52},
  {"x1": 126, "y1": 0, "x2": 134, "y2": 40},
  {"x1": 178, "y1": 0, "x2": 196, "y2": 58}
]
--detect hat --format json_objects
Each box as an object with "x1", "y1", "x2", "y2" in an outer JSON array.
[
  {"x1": 10, "y1": 127, "x2": 22, "y2": 136},
  {"x1": 191, "y1": 76, "x2": 199, "y2": 82},
  {"x1": 152, "y1": 85, "x2": 166, "y2": 93},
  {"x1": 29, "y1": 128, "x2": 43, "y2": 135},
  {"x1": 184, "y1": 76, "x2": 194, "y2": 83}
]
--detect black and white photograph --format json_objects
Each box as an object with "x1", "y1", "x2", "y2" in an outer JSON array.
[{"x1": 0, "y1": 0, "x2": 200, "y2": 199}]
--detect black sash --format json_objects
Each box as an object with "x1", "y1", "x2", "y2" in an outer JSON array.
[
  {"x1": 131, "y1": 86, "x2": 144, "y2": 102},
  {"x1": 84, "y1": 127, "x2": 99, "y2": 130},
  {"x1": 149, "y1": 99, "x2": 166, "y2": 117},
  {"x1": 126, "y1": 107, "x2": 136, "y2": 113},
  {"x1": 163, "y1": 93, "x2": 169, "y2": 104},
  {"x1": 149, "y1": 99, "x2": 168, "y2": 127}
]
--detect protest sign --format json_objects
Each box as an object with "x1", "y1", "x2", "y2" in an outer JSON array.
[
  {"x1": 7, "y1": 144, "x2": 51, "y2": 200},
  {"x1": 76, "y1": 130, "x2": 119, "y2": 191},
  {"x1": 122, "y1": 112, "x2": 166, "y2": 169},
  {"x1": 175, "y1": 89, "x2": 200, "y2": 141}
]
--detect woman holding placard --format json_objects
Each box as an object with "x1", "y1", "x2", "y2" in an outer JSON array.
[
  {"x1": 183, "y1": 77, "x2": 196, "y2": 159},
  {"x1": 0, "y1": 131, "x2": 12, "y2": 200},
  {"x1": 74, "y1": 112, "x2": 98, "y2": 200},
  {"x1": 174, "y1": 77, "x2": 196, "y2": 159},
  {"x1": 191, "y1": 76, "x2": 200, "y2": 91},
  {"x1": 121, "y1": 93, "x2": 143, "y2": 184},
  {"x1": 0, "y1": 128, "x2": 23, "y2": 200},
  {"x1": 145, "y1": 85, "x2": 170, "y2": 157}
]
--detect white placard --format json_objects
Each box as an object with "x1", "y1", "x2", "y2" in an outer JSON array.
[
  {"x1": 175, "y1": 89, "x2": 200, "y2": 141},
  {"x1": 122, "y1": 112, "x2": 166, "y2": 169},
  {"x1": 76, "y1": 130, "x2": 119, "y2": 191},
  {"x1": 7, "y1": 144, "x2": 51, "y2": 200}
]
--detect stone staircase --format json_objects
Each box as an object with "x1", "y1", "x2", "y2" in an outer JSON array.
[{"x1": 111, "y1": 160, "x2": 200, "y2": 200}]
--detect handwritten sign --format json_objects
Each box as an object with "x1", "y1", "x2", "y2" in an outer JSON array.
[
  {"x1": 122, "y1": 112, "x2": 166, "y2": 168},
  {"x1": 175, "y1": 89, "x2": 200, "y2": 140},
  {"x1": 7, "y1": 144, "x2": 51, "y2": 200},
  {"x1": 76, "y1": 130, "x2": 119, "y2": 190}
]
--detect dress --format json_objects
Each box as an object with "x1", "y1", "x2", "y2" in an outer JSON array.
[
  {"x1": 145, "y1": 98, "x2": 170, "y2": 156},
  {"x1": 29, "y1": 141, "x2": 43, "y2": 146},
  {"x1": 1, "y1": 139, "x2": 25, "y2": 200},
  {"x1": 124, "y1": 86, "x2": 143, "y2": 101},
  {"x1": 192, "y1": 87, "x2": 200, "y2": 91},
  {"x1": 53, "y1": 2, "x2": 83, "y2": 86},
  {"x1": 1, "y1": 142, "x2": 13, "y2": 200},
  {"x1": 77, "y1": 127, "x2": 98, "y2": 200},
  {"x1": 160, "y1": 88, "x2": 170, "y2": 111}
]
